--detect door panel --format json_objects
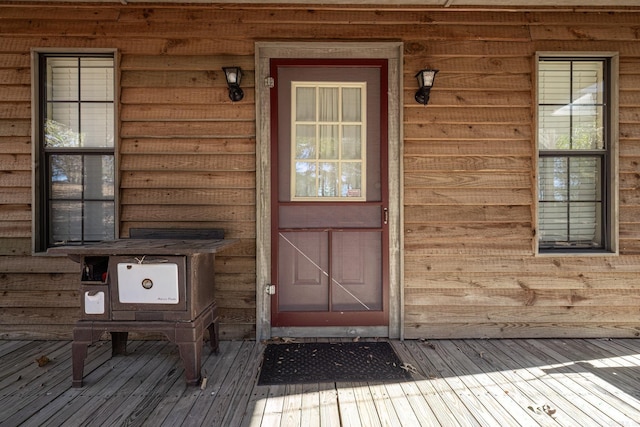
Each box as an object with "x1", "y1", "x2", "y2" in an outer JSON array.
[
  {"x1": 331, "y1": 231, "x2": 382, "y2": 312},
  {"x1": 277, "y1": 231, "x2": 329, "y2": 312},
  {"x1": 271, "y1": 59, "x2": 388, "y2": 327},
  {"x1": 278, "y1": 205, "x2": 381, "y2": 228}
]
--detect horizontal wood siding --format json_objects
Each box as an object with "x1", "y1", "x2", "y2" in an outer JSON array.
[
  {"x1": 404, "y1": 10, "x2": 640, "y2": 338},
  {"x1": 0, "y1": 4, "x2": 639, "y2": 339}
]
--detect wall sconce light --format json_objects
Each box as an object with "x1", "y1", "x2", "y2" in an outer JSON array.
[
  {"x1": 223, "y1": 66, "x2": 244, "y2": 102},
  {"x1": 415, "y1": 69, "x2": 439, "y2": 105}
]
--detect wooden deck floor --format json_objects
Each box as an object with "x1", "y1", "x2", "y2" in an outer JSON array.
[{"x1": 1, "y1": 338, "x2": 640, "y2": 426}]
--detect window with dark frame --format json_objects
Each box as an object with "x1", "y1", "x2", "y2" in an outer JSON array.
[
  {"x1": 537, "y1": 56, "x2": 611, "y2": 252},
  {"x1": 36, "y1": 54, "x2": 115, "y2": 251}
]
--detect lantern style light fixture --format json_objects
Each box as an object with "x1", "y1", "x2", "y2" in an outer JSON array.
[
  {"x1": 222, "y1": 66, "x2": 244, "y2": 102},
  {"x1": 415, "y1": 69, "x2": 439, "y2": 105}
]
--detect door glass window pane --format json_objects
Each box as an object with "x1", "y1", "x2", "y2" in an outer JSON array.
[
  {"x1": 295, "y1": 87, "x2": 315, "y2": 121},
  {"x1": 342, "y1": 88, "x2": 361, "y2": 121},
  {"x1": 291, "y1": 82, "x2": 366, "y2": 201},
  {"x1": 294, "y1": 161, "x2": 316, "y2": 197},
  {"x1": 318, "y1": 87, "x2": 338, "y2": 122},
  {"x1": 342, "y1": 125, "x2": 361, "y2": 159},
  {"x1": 341, "y1": 163, "x2": 362, "y2": 198},
  {"x1": 295, "y1": 125, "x2": 316, "y2": 159},
  {"x1": 319, "y1": 125, "x2": 338, "y2": 159},
  {"x1": 318, "y1": 162, "x2": 338, "y2": 197}
]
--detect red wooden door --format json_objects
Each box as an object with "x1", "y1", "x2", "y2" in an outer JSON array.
[{"x1": 270, "y1": 59, "x2": 389, "y2": 327}]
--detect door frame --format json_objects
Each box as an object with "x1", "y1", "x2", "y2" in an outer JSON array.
[{"x1": 255, "y1": 42, "x2": 404, "y2": 340}]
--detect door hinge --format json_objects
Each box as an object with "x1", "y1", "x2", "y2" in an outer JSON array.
[
  {"x1": 265, "y1": 76, "x2": 275, "y2": 88},
  {"x1": 265, "y1": 284, "x2": 276, "y2": 295}
]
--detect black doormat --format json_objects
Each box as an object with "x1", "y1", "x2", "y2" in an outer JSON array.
[{"x1": 257, "y1": 341, "x2": 411, "y2": 385}]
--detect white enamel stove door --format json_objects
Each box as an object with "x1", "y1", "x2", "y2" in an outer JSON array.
[{"x1": 117, "y1": 262, "x2": 180, "y2": 304}]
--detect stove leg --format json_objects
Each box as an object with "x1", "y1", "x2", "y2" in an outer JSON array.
[
  {"x1": 72, "y1": 324, "x2": 97, "y2": 388},
  {"x1": 177, "y1": 341, "x2": 202, "y2": 386},
  {"x1": 208, "y1": 321, "x2": 219, "y2": 354},
  {"x1": 72, "y1": 341, "x2": 88, "y2": 388},
  {"x1": 111, "y1": 331, "x2": 129, "y2": 356}
]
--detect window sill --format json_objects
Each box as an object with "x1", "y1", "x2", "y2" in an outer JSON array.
[{"x1": 536, "y1": 250, "x2": 618, "y2": 257}]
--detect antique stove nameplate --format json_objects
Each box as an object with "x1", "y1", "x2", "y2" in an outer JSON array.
[{"x1": 117, "y1": 262, "x2": 180, "y2": 304}]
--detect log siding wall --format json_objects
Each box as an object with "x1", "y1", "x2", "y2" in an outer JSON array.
[{"x1": 0, "y1": 4, "x2": 639, "y2": 339}]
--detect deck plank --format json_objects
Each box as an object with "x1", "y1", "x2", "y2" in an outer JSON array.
[
  {"x1": 336, "y1": 382, "x2": 366, "y2": 427},
  {"x1": 428, "y1": 340, "x2": 512, "y2": 426},
  {"x1": 0, "y1": 341, "x2": 77, "y2": 426},
  {"x1": 451, "y1": 340, "x2": 558, "y2": 427},
  {"x1": 318, "y1": 383, "x2": 340, "y2": 427},
  {"x1": 403, "y1": 340, "x2": 482, "y2": 426},
  {"x1": 16, "y1": 341, "x2": 144, "y2": 427},
  {"x1": 161, "y1": 340, "x2": 239, "y2": 427},
  {"x1": 384, "y1": 343, "x2": 440, "y2": 425},
  {"x1": 17, "y1": 341, "x2": 115, "y2": 427},
  {"x1": 440, "y1": 340, "x2": 546, "y2": 427},
  {"x1": 1, "y1": 338, "x2": 640, "y2": 426},
  {"x1": 102, "y1": 343, "x2": 189, "y2": 427},
  {"x1": 516, "y1": 339, "x2": 640, "y2": 426},
  {"x1": 413, "y1": 340, "x2": 499, "y2": 426},
  {"x1": 460, "y1": 339, "x2": 583, "y2": 426},
  {"x1": 347, "y1": 382, "x2": 382, "y2": 427},
  {"x1": 82, "y1": 341, "x2": 177, "y2": 426},
  {"x1": 36, "y1": 340, "x2": 152, "y2": 426},
  {"x1": 566, "y1": 339, "x2": 640, "y2": 394},
  {"x1": 529, "y1": 339, "x2": 640, "y2": 422},
  {"x1": 298, "y1": 382, "x2": 322, "y2": 427},
  {"x1": 181, "y1": 340, "x2": 246, "y2": 426},
  {"x1": 484, "y1": 339, "x2": 618, "y2": 426},
  {"x1": 391, "y1": 341, "x2": 464, "y2": 426},
  {"x1": 0, "y1": 340, "x2": 37, "y2": 360},
  {"x1": 261, "y1": 384, "x2": 287, "y2": 427},
  {"x1": 218, "y1": 341, "x2": 265, "y2": 426},
  {"x1": 120, "y1": 357, "x2": 186, "y2": 427},
  {"x1": 381, "y1": 380, "x2": 424, "y2": 426},
  {"x1": 137, "y1": 351, "x2": 193, "y2": 427},
  {"x1": 239, "y1": 384, "x2": 270, "y2": 427},
  {"x1": 279, "y1": 383, "x2": 304, "y2": 426},
  {"x1": 143, "y1": 341, "x2": 237, "y2": 426},
  {"x1": 0, "y1": 340, "x2": 67, "y2": 385}
]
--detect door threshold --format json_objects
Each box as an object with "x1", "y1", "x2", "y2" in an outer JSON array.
[{"x1": 270, "y1": 326, "x2": 389, "y2": 339}]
